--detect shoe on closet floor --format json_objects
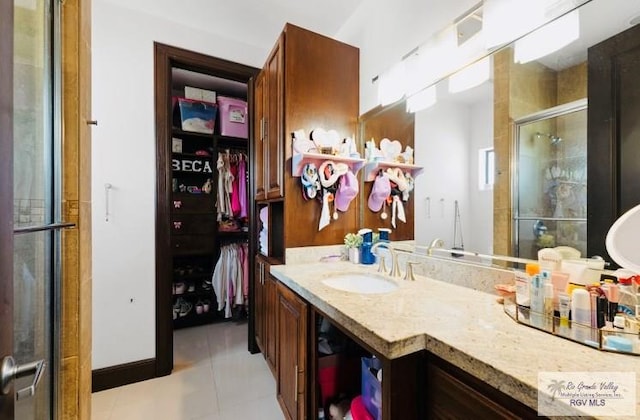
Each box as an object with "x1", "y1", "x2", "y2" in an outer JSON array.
[
  {"x1": 173, "y1": 297, "x2": 193, "y2": 318},
  {"x1": 174, "y1": 282, "x2": 186, "y2": 295}
]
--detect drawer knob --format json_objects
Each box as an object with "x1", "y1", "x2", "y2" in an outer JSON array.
[{"x1": 173, "y1": 200, "x2": 182, "y2": 209}]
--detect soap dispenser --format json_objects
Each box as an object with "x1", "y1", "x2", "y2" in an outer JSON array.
[{"x1": 359, "y1": 228, "x2": 375, "y2": 264}]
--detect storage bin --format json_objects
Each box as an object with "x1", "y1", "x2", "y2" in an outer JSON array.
[
  {"x1": 178, "y1": 98, "x2": 217, "y2": 134},
  {"x1": 318, "y1": 354, "x2": 361, "y2": 409},
  {"x1": 217, "y1": 96, "x2": 248, "y2": 138},
  {"x1": 361, "y1": 357, "x2": 382, "y2": 420}
]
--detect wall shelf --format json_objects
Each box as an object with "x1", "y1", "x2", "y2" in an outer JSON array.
[
  {"x1": 363, "y1": 161, "x2": 424, "y2": 181},
  {"x1": 291, "y1": 152, "x2": 365, "y2": 177}
]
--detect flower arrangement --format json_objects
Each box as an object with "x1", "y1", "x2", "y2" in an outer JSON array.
[{"x1": 343, "y1": 232, "x2": 363, "y2": 249}]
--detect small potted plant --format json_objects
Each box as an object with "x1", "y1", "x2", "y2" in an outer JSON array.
[{"x1": 344, "y1": 232, "x2": 363, "y2": 264}]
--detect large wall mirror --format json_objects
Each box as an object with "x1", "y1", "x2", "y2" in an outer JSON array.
[{"x1": 398, "y1": 0, "x2": 640, "y2": 265}]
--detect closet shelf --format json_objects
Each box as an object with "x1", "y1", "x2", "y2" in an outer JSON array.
[
  {"x1": 291, "y1": 152, "x2": 365, "y2": 177},
  {"x1": 172, "y1": 127, "x2": 214, "y2": 139},
  {"x1": 363, "y1": 161, "x2": 424, "y2": 181}
]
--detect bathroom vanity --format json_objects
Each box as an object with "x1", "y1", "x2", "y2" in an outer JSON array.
[{"x1": 269, "y1": 258, "x2": 640, "y2": 419}]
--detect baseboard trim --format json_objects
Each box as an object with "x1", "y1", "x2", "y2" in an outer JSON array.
[{"x1": 92, "y1": 358, "x2": 157, "y2": 392}]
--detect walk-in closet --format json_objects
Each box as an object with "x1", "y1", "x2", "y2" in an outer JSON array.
[{"x1": 154, "y1": 43, "x2": 259, "y2": 376}]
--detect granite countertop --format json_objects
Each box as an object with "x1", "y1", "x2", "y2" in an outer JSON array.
[{"x1": 270, "y1": 260, "x2": 639, "y2": 419}]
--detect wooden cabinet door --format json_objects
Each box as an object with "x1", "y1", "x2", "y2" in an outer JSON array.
[
  {"x1": 265, "y1": 273, "x2": 277, "y2": 374},
  {"x1": 254, "y1": 70, "x2": 266, "y2": 201},
  {"x1": 265, "y1": 35, "x2": 284, "y2": 199},
  {"x1": 276, "y1": 281, "x2": 308, "y2": 420},
  {"x1": 254, "y1": 258, "x2": 265, "y2": 354}
]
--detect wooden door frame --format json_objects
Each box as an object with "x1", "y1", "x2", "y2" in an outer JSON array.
[
  {"x1": 0, "y1": 0, "x2": 14, "y2": 417},
  {"x1": 153, "y1": 43, "x2": 258, "y2": 377},
  {"x1": 587, "y1": 23, "x2": 640, "y2": 262}
]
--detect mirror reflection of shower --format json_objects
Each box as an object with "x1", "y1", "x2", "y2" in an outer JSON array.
[
  {"x1": 534, "y1": 132, "x2": 563, "y2": 145},
  {"x1": 513, "y1": 99, "x2": 588, "y2": 259}
]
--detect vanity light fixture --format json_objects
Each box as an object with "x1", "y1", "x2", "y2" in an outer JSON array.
[
  {"x1": 406, "y1": 85, "x2": 437, "y2": 113},
  {"x1": 448, "y1": 56, "x2": 491, "y2": 93},
  {"x1": 377, "y1": 61, "x2": 406, "y2": 106},
  {"x1": 514, "y1": 9, "x2": 580, "y2": 64},
  {"x1": 484, "y1": 0, "x2": 586, "y2": 50}
]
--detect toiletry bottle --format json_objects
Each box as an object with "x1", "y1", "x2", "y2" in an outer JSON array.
[
  {"x1": 544, "y1": 282, "x2": 554, "y2": 331},
  {"x1": 538, "y1": 248, "x2": 562, "y2": 271},
  {"x1": 526, "y1": 263, "x2": 540, "y2": 277},
  {"x1": 571, "y1": 288, "x2": 591, "y2": 342},
  {"x1": 530, "y1": 274, "x2": 544, "y2": 328},
  {"x1": 514, "y1": 271, "x2": 530, "y2": 309},
  {"x1": 378, "y1": 228, "x2": 391, "y2": 242},
  {"x1": 377, "y1": 228, "x2": 392, "y2": 269},
  {"x1": 551, "y1": 272, "x2": 570, "y2": 312},
  {"x1": 558, "y1": 292, "x2": 571, "y2": 335},
  {"x1": 358, "y1": 228, "x2": 375, "y2": 264},
  {"x1": 618, "y1": 277, "x2": 637, "y2": 316},
  {"x1": 607, "y1": 284, "x2": 619, "y2": 326}
]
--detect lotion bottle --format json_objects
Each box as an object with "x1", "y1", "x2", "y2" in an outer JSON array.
[
  {"x1": 571, "y1": 288, "x2": 591, "y2": 342},
  {"x1": 530, "y1": 274, "x2": 544, "y2": 328}
]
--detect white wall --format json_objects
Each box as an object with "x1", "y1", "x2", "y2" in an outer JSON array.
[
  {"x1": 413, "y1": 98, "x2": 470, "y2": 248},
  {"x1": 91, "y1": 0, "x2": 265, "y2": 369},
  {"x1": 467, "y1": 97, "x2": 494, "y2": 255}
]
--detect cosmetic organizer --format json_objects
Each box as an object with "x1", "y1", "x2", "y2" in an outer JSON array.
[{"x1": 503, "y1": 297, "x2": 640, "y2": 355}]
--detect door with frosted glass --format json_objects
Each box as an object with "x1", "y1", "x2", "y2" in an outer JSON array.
[
  {"x1": 513, "y1": 101, "x2": 588, "y2": 260},
  {"x1": 0, "y1": 0, "x2": 67, "y2": 419}
]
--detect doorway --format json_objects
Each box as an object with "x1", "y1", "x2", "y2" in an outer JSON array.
[
  {"x1": 1, "y1": 0, "x2": 70, "y2": 419},
  {"x1": 154, "y1": 43, "x2": 258, "y2": 377}
]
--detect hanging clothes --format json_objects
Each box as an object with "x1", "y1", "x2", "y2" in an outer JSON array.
[
  {"x1": 211, "y1": 242, "x2": 247, "y2": 318},
  {"x1": 216, "y1": 150, "x2": 248, "y2": 224},
  {"x1": 238, "y1": 156, "x2": 248, "y2": 219},
  {"x1": 215, "y1": 151, "x2": 233, "y2": 221}
]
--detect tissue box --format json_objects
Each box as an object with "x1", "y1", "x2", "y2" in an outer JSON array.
[
  {"x1": 361, "y1": 357, "x2": 382, "y2": 420},
  {"x1": 217, "y1": 96, "x2": 248, "y2": 138},
  {"x1": 178, "y1": 98, "x2": 217, "y2": 134}
]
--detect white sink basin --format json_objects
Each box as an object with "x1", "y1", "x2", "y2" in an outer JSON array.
[{"x1": 322, "y1": 273, "x2": 398, "y2": 294}]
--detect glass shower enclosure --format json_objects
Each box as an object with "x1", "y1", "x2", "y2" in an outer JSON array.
[{"x1": 513, "y1": 99, "x2": 587, "y2": 260}]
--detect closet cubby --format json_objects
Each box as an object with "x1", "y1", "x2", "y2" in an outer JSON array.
[{"x1": 312, "y1": 312, "x2": 376, "y2": 420}]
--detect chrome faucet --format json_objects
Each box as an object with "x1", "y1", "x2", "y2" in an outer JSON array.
[
  {"x1": 427, "y1": 238, "x2": 445, "y2": 256},
  {"x1": 371, "y1": 242, "x2": 401, "y2": 278}
]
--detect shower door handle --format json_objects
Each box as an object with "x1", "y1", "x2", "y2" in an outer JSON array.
[{"x1": 1, "y1": 356, "x2": 46, "y2": 400}]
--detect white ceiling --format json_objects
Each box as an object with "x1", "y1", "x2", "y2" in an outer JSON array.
[{"x1": 99, "y1": 0, "x2": 365, "y2": 53}]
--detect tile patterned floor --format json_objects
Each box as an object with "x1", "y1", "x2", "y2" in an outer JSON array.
[{"x1": 91, "y1": 321, "x2": 284, "y2": 419}]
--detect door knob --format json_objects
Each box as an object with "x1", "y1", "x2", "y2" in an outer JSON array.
[{"x1": 1, "y1": 356, "x2": 46, "y2": 400}]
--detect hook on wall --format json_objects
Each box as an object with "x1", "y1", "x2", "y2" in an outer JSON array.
[
  {"x1": 426, "y1": 196, "x2": 431, "y2": 219},
  {"x1": 105, "y1": 183, "x2": 113, "y2": 222}
]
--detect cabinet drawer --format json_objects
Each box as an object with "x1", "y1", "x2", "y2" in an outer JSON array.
[
  {"x1": 171, "y1": 214, "x2": 216, "y2": 235},
  {"x1": 171, "y1": 194, "x2": 214, "y2": 214},
  {"x1": 171, "y1": 235, "x2": 214, "y2": 255}
]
